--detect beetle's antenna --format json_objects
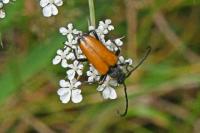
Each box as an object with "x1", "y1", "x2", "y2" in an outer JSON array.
[
  {"x1": 117, "y1": 82, "x2": 128, "y2": 117},
  {"x1": 126, "y1": 46, "x2": 151, "y2": 78}
]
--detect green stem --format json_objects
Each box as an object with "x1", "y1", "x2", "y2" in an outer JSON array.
[
  {"x1": 88, "y1": 0, "x2": 96, "y2": 27},
  {"x1": 0, "y1": 33, "x2": 3, "y2": 48}
]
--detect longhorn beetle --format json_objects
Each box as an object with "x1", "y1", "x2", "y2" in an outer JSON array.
[{"x1": 68, "y1": 30, "x2": 151, "y2": 116}]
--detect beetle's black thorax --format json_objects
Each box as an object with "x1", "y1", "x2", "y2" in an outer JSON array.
[{"x1": 108, "y1": 65, "x2": 126, "y2": 84}]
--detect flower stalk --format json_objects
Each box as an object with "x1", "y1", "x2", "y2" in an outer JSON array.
[
  {"x1": 0, "y1": 32, "x2": 3, "y2": 48},
  {"x1": 88, "y1": 0, "x2": 96, "y2": 27}
]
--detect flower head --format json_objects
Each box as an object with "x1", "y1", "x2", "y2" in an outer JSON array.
[
  {"x1": 67, "y1": 60, "x2": 83, "y2": 80},
  {"x1": 40, "y1": 0, "x2": 63, "y2": 17},
  {"x1": 97, "y1": 76, "x2": 118, "y2": 100},
  {"x1": 105, "y1": 40, "x2": 116, "y2": 52},
  {"x1": 53, "y1": 19, "x2": 131, "y2": 105},
  {"x1": 76, "y1": 47, "x2": 86, "y2": 59},
  {"x1": 64, "y1": 34, "x2": 77, "y2": 49},
  {"x1": 59, "y1": 23, "x2": 81, "y2": 38},
  {"x1": 52, "y1": 48, "x2": 74, "y2": 68},
  {"x1": 0, "y1": 0, "x2": 12, "y2": 19},
  {"x1": 98, "y1": 19, "x2": 114, "y2": 34},
  {"x1": 118, "y1": 56, "x2": 133, "y2": 66},
  {"x1": 87, "y1": 65, "x2": 100, "y2": 83},
  {"x1": 57, "y1": 79, "x2": 82, "y2": 103},
  {"x1": 114, "y1": 38, "x2": 124, "y2": 47}
]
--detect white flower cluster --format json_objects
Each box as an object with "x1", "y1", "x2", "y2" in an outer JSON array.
[
  {"x1": 0, "y1": 0, "x2": 14, "y2": 19},
  {"x1": 39, "y1": 0, "x2": 63, "y2": 17},
  {"x1": 53, "y1": 19, "x2": 133, "y2": 104}
]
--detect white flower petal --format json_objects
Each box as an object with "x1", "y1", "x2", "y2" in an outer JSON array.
[
  {"x1": 74, "y1": 81, "x2": 81, "y2": 88},
  {"x1": 66, "y1": 53, "x2": 75, "y2": 60},
  {"x1": 71, "y1": 89, "x2": 83, "y2": 103},
  {"x1": 59, "y1": 27, "x2": 68, "y2": 35},
  {"x1": 72, "y1": 39, "x2": 77, "y2": 44},
  {"x1": 77, "y1": 70, "x2": 82, "y2": 76},
  {"x1": 56, "y1": 49, "x2": 63, "y2": 55},
  {"x1": 95, "y1": 76, "x2": 100, "y2": 81},
  {"x1": 40, "y1": 0, "x2": 49, "y2": 7},
  {"x1": 108, "y1": 25, "x2": 114, "y2": 31},
  {"x1": 54, "y1": 0, "x2": 63, "y2": 6},
  {"x1": 67, "y1": 33, "x2": 73, "y2": 41},
  {"x1": 64, "y1": 47, "x2": 71, "y2": 53},
  {"x1": 57, "y1": 87, "x2": 70, "y2": 96},
  {"x1": 108, "y1": 87, "x2": 117, "y2": 99},
  {"x1": 88, "y1": 76, "x2": 94, "y2": 83},
  {"x1": 103, "y1": 29, "x2": 109, "y2": 34},
  {"x1": 72, "y1": 29, "x2": 80, "y2": 35},
  {"x1": 67, "y1": 23, "x2": 73, "y2": 29},
  {"x1": 102, "y1": 87, "x2": 110, "y2": 99},
  {"x1": 105, "y1": 40, "x2": 112, "y2": 46},
  {"x1": 0, "y1": 10, "x2": 5, "y2": 19},
  {"x1": 109, "y1": 79, "x2": 118, "y2": 87},
  {"x1": 50, "y1": 4, "x2": 58, "y2": 16},
  {"x1": 73, "y1": 60, "x2": 79, "y2": 66},
  {"x1": 78, "y1": 63, "x2": 83, "y2": 69},
  {"x1": 60, "y1": 92, "x2": 71, "y2": 104},
  {"x1": 98, "y1": 25, "x2": 104, "y2": 31},
  {"x1": 105, "y1": 19, "x2": 111, "y2": 24},
  {"x1": 67, "y1": 69, "x2": 76, "y2": 80},
  {"x1": 61, "y1": 59, "x2": 68, "y2": 68},
  {"x1": 59, "y1": 80, "x2": 69, "y2": 88},
  {"x1": 97, "y1": 84, "x2": 105, "y2": 92},
  {"x1": 118, "y1": 56, "x2": 124, "y2": 64},
  {"x1": 0, "y1": 3, "x2": 3, "y2": 8},
  {"x1": 125, "y1": 58, "x2": 133, "y2": 65},
  {"x1": 115, "y1": 39, "x2": 123, "y2": 46},
  {"x1": 67, "y1": 64, "x2": 73, "y2": 69},
  {"x1": 87, "y1": 71, "x2": 92, "y2": 76},
  {"x1": 42, "y1": 4, "x2": 52, "y2": 17},
  {"x1": 3, "y1": 0, "x2": 10, "y2": 4},
  {"x1": 99, "y1": 21, "x2": 104, "y2": 26},
  {"x1": 52, "y1": 55, "x2": 61, "y2": 65},
  {"x1": 89, "y1": 26, "x2": 95, "y2": 31}
]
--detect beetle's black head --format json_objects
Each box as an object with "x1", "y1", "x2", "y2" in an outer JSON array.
[{"x1": 108, "y1": 65, "x2": 126, "y2": 84}]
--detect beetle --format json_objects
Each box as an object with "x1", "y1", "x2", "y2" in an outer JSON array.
[{"x1": 69, "y1": 30, "x2": 151, "y2": 116}]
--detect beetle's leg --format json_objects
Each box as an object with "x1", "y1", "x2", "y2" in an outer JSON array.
[
  {"x1": 115, "y1": 49, "x2": 121, "y2": 56},
  {"x1": 82, "y1": 74, "x2": 106, "y2": 85},
  {"x1": 99, "y1": 75, "x2": 107, "y2": 85},
  {"x1": 70, "y1": 47, "x2": 88, "y2": 62},
  {"x1": 88, "y1": 30, "x2": 100, "y2": 41},
  {"x1": 70, "y1": 37, "x2": 88, "y2": 62},
  {"x1": 118, "y1": 62, "x2": 133, "y2": 73},
  {"x1": 110, "y1": 40, "x2": 121, "y2": 56},
  {"x1": 64, "y1": 37, "x2": 88, "y2": 62}
]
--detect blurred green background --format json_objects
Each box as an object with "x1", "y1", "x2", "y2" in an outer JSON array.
[{"x1": 0, "y1": 0, "x2": 200, "y2": 132}]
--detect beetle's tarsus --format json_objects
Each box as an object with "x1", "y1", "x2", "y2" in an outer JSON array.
[
  {"x1": 99, "y1": 75, "x2": 107, "y2": 85},
  {"x1": 77, "y1": 58, "x2": 88, "y2": 62}
]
